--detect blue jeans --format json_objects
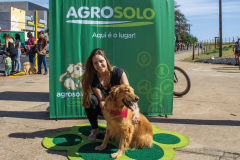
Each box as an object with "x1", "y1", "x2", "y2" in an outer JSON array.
[
  {"x1": 38, "y1": 55, "x2": 47, "y2": 72},
  {"x1": 28, "y1": 52, "x2": 35, "y2": 65},
  {"x1": 15, "y1": 50, "x2": 21, "y2": 71}
]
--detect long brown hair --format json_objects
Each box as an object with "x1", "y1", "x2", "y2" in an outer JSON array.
[{"x1": 82, "y1": 48, "x2": 113, "y2": 108}]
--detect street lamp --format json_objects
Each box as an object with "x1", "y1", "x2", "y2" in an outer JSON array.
[
  {"x1": 209, "y1": 39, "x2": 211, "y2": 49},
  {"x1": 219, "y1": 0, "x2": 222, "y2": 57},
  {"x1": 189, "y1": 24, "x2": 193, "y2": 35}
]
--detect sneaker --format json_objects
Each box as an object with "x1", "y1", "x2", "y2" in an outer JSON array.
[
  {"x1": 37, "y1": 71, "x2": 41, "y2": 74},
  {"x1": 43, "y1": 71, "x2": 48, "y2": 75}
]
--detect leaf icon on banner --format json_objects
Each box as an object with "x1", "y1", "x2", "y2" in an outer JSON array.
[{"x1": 141, "y1": 54, "x2": 147, "y2": 63}]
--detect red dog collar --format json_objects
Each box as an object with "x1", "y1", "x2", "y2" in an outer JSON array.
[{"x1": 110, "y1": 109, "x2": 128, "y2": 118}]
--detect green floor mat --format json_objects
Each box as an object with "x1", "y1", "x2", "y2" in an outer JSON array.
[{"x1": 42, "y1": 123, "x2": 190, "y2": 160}]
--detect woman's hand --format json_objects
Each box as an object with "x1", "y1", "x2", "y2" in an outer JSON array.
[
  {"x1": 99, "y1": 101, "x2": 105, "y2": 110},
  {"x1": 131, "y1": 103, "x2": 140, "y2": 124},
  {"x1": 25, "y1": 45, "x2": 30, "y2": 50},
  {"x1": 38, "y1": 51, "x2": 43, "y2": 55}
]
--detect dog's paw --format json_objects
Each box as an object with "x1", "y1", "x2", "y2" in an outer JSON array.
[
  {"x1": 95, "y1": 145, "x2": 106, "y2": 151},
  {"x1": 111, "y1": 152, "x2": 122, "y2": 158}
]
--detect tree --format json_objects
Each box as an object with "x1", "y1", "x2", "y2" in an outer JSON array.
[
  {"x1": 175, "y1": 1, "x2": 199, "y2": 44},
  {"x1": 175, "y1": 1, "x2": 189, "y2": 42},
  {"x1": 181, "y1": 33, "x2": 198, "y2": 44},
  {"x1": 181, "y1": 33, "x2": 192, "y2": 44}
]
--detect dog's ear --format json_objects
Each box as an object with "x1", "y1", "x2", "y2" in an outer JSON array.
[
  {"x1": 67, "y1": 64, "x2": 74, "y2": 74},
  {"x1": 76, "y1": 62, "x2": 82, "y2": 67},
  {"x1": 109, "y1": 86, "x2": 120, "y2": 101}
]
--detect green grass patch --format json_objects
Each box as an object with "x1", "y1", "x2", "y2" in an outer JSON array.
[{"x1": 183, "y1": 43, "x2": 236, "y2": 62}]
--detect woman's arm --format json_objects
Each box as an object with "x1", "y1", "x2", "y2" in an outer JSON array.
[
  {"x1": 15, "y1": 41, "x2": 20, "y2": 49},
  {"x1": 5, "y1": 38, "x2": 8, "y2": 48},
  {"x1": 120, "y1": 73, "x2": 137, "y2": 106},
  {"x1": 120, "y1": 71, "x2": 129, "y2": 85},
  {"x1": 29, "y1": 40, "x2": 36, "y2": 48},
  {"x1": 42, "y1": 39, "x2": 47, "y2": 51},
  {"x1": 31, "y1": 40, "x2": 36, "y2": 48},
  {"x1": 120, "y1": 70, "x2": 140, "y2": 124},
  {"x1": 92, "y1": 88, "x2": 106, "y2": 109},
  {"x1": 15, "y1": 41, "x2": 19, "y2": 47}
]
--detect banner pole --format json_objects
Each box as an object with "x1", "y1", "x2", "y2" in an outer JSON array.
[{"x1": 35, "y1": 10, "x2": 38, "y2": 70}]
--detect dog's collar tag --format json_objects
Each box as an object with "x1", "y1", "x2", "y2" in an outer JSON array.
[{"x1": 110, "y1": 109, "x2": 128, "y2": 118}]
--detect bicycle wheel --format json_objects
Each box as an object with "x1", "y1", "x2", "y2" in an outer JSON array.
[{"x1": 174, "y1": 66, "x2": 191, "y2": 96}]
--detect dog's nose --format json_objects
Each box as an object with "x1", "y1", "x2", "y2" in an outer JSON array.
[{"x1": 135, "y1": 96, "x2": 139, "y2": 102}]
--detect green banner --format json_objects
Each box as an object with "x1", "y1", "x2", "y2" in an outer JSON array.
[{"x1": 49, "y1": 0, "x2": 175, "y2": 118}]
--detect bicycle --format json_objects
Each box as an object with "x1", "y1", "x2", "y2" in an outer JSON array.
[{"x1": 174, "y1": 66, "x2": 191, "y2": 96}]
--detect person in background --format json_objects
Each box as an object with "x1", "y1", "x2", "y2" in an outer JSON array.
[
  {"x1": 4, "y1": 52, "x2": 12, "y2": 76},
  {"x1": 3, "y1": 34, "x2": 16, "y2": 74},
  {"x1": 233, "y1": 41, "x2": 239, "y2": 66},
  {"x1": 37, "y1": 30, "x2": 48, "y2": 75},
  {"x1": 0, "y1": 39, "x2": 4, "y2": 63},
  {"x1": 25, "y1": 32, "x2": 36, "y2": 65},
  {"x1": 14, "y1": 33, "x2": 21, "y2": 73}
]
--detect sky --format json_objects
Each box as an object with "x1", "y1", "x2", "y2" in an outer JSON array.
[
  {"x1": 2, "y1": 0, "x2": 239, "y2": 42},
  {"x1": 175, "y1": 0, "x2": 240, "y2": 42}
]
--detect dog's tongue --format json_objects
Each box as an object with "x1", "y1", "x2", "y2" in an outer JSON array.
[{"x1": 127, "y1": 101, "x2": 133, "y2": 107}]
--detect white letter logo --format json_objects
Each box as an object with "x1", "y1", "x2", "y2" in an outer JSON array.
[
  {"x1": 78, "y1": 7, "x2": 90, "y2": 18},
  {"x1": 101, "y1": 6, "x2": 113, "y2": 18},
  {"x1": 66, "y1": 6, "x2": 78, "y2": 18},
  {"x1": 91, "y1": 7, "x2": 100, "y2": 18}
]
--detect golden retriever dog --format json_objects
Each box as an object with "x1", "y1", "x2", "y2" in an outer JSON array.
[
  {"x1": 23, "y1": 62, "x2": 37, "y2": 75},
  {"x1": 95, "y1": 84, "x2": 153, "y2": 158}
]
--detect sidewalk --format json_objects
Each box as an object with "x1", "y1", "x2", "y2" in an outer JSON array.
[
  {"x1": 173, "y1": 50, "x2": 240, "y2": 159},
  {"x1": 0, "y1": 50, "x2": 239, "y2": 160}
]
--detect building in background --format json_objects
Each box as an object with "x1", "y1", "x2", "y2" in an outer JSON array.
[
  {"x1": 0, "y1": 1, "x2": 48, "y2": 40},
  {"x1": 10, "y1": 7, "x2": 26, "y2": 31}
]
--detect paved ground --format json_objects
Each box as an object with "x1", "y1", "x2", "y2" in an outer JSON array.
[{"x1": 0, "y1": 50, "x2": 239, "y2": 160}]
